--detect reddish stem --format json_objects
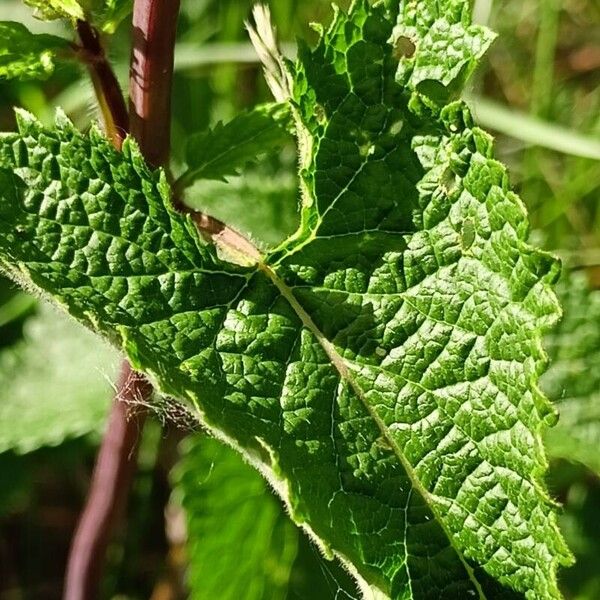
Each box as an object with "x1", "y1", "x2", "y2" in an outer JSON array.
[
  {"x1": 66, "y1": 22, "x2": 148, "y2": 600},
  {"x1": 64, "y1": 0, "x2": 181, "y2": 595},
  {"x1": 129, "y1": 0, "x2": 181, "y2": 168},
  {"x1": 76, "y1": 21, "x2": 129, "y2": 148},
  {"x1": 64, "y1": 363, "x2": 152, "y2": 600}
]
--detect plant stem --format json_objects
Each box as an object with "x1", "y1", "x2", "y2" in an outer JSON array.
[
  {"x1": 64, "y1": 363, "x2": 152, "y2": 600},
  {"x1": 65, "y1": 4, "x2": 181, "y2": 596},
  {"x1": 129, "y1": 0, "x2": 181, "y2": 168},
  {"x1": 65, "y1": 23, "x2": 146, "y2": 600},
  {"x1": 76, "y1": 21, "x2": 129, "y2": 148}
]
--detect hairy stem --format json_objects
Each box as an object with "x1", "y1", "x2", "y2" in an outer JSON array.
[
  {"x1": 76, "y1": 21, "x2": 129, "y2": 148},
  {"x1": 64, "y1": 363, "x2": 152, "y2": 600},
  {"x1": 66, "y1": 4, "x2": 181, "y2": 595},
  {"x1": 64, "y1": 3, "x2": 182, "y2": 595},
  {"x1": 66, "y1": 21, "x2": 147, "y2": 600},
  {"x1": 129, "y1": 0, "x2": 181, "y2": 168}
]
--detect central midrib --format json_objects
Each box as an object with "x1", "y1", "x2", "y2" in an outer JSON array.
[{"x1": 258, "y1": 259, "x2": 487, "y2": 600}]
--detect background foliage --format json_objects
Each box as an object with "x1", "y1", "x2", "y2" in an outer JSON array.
[{"x1": 0, "y1": 0, "x2": 598, "y2": 598}]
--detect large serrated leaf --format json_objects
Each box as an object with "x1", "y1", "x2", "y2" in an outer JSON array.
[{"x1": 0, "y1": 1, "x2": 572, "y2": 598}]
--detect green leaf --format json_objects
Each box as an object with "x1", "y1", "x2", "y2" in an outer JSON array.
[
  {"x1": 391, "y1": 0, "x2": 497, "y2": 104},
  {"x1": 23, "y1": 0, "x2": 131, "y2": 31},
  {"x1": 0, "y1": 22, "x2": 69, "y2": 81},
  {"x1": 541, "y1": 271, "x2": 600, "y2": 476},
  {"x1": 23, "y1": 0, "x2": 84, "y2": 21},
  {"x1": 92, "y1": 0, "x2": 132, "y2": 33},
  {"x1": 0, "y1": 0, "x2": 573, "y2": 597},
  {"x1": 173, "y1": 436, "x2": 298, "y2": 600},
  {"x1": 176, "y1": 103, "x2": 293, "y2": 191},
  {"x1": 0, "y1": 305, "x2": 118, "y2": 454}
]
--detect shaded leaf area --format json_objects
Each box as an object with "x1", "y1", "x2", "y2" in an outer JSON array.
[
  {"x1": 185, "y1": 164, "x2": 299, "y2": 249},
  {"x1": 0, "y1": 21, "x2": 69, "y2": 82},
  {"x1": 178, "y1": 102, "x2": 293, "y2": 190},
  {"x1": 173, "y1": 436, "x2": 298, "y2": 600},
  {"x1": 542, "y1": 271, "x2": 600, "y2": 476},
  {"x1": 0, "y1": 304, "x2": 118, "y2": 454},
  {"x1": 174, "y1": 435, "x2": 361, "y2": 600},
  {"x1": 0, "y1": 0, "x2": 572, "y2": 597}
]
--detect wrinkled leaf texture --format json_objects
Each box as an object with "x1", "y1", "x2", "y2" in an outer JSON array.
[{"x1": 0, "y1": 1, "x2": 572, "y2": 598}]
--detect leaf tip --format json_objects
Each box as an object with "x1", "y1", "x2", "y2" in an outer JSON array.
[{"x1": 246, "y1": 4, "x2": 294, "y2": 102}]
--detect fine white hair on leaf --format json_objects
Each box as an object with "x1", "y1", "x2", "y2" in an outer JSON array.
[{"x1": 246, "y1": 4, "x2": 293, "y2": 102}]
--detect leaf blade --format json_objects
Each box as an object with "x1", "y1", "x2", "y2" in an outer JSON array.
[
  {"x1": 173, "y1": 436, "x2": 298, "y2": 600},
  {"x1": 0, "y1": 21, "x2": 69, "y2": 81},
  {"x1": 0, "y1": 1, "x2": 573, "y2": 597},
  {"x1": 177, "y1": 103, "x2": 292, "y2": 190},
  {"x1": 541, "y1": 271, "x2": 600, "y2": 476},
  {"x1": 0, "y1": 305, "x2": 118, "y2": 454}
]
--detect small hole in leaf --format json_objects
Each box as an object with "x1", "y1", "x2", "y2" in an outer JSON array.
[
  {"x1": 315, "y1": 103, "x2": 327, "y2": 124},
  {"x1": 393, "y1": 36, "x2": 416, "y2": 59},
  {"x1": 441, "y1": 166, "x2": 459, "y2": 194},
  {"x1": 389, "y1": 120, "x2": 404, "y2": 136}
]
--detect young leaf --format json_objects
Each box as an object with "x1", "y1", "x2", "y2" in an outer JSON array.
[
  {"x1": 541, "y1": 271, "x2": 600, "y2": 476},
  {"x1": 24, "y1": 0, "x2": 131, "y2": 32},
  {"x1": 0, "y1": 22, "x2": 70, "y2": 81},
  {"x1": 176, "y1": 103, "x2": 292, "y2": 191},
  {"x1": 0, "y1": 305, "x2": 118, "y2": 454},
  {"x1": 23, "y1": 0, "x2": 85, "y2": 21},
  {"x1": 173, "y1": 436, "x2": 298, "y2": 600},
  {"x1": 92, "y1": 0, "x2": 132, "y2": 34},
  {"x1": 0, "y1": 0, "x2": 573, "y2": 598}
]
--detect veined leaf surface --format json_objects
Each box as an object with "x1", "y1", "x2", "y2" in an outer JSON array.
[{"x1": 0, "y1": 1, "x2": 572, "y2": 598}]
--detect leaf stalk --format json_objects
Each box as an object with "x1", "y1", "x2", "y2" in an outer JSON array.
[{"x1": 75, "y1": 20, "x2": 129, "y2": 148}]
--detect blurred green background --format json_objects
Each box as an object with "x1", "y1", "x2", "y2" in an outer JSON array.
[{"x1": 0, "y1": 0, "x2": 599, "y2": 598}]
